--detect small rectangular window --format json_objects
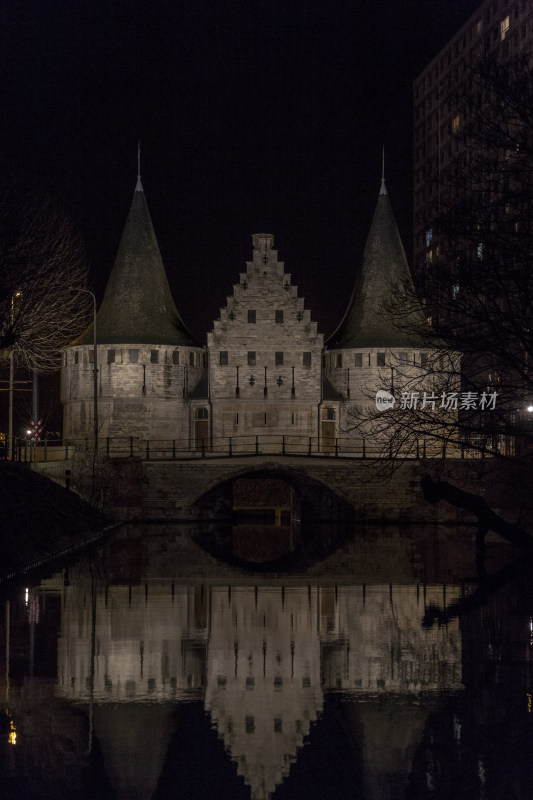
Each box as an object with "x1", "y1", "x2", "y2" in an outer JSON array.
[
  {"x1": 399, "y1": 352, "x2": 408, "y2": 365},
  {"x1": 354, "y1": 353, "x2": 362, "y2": 367},
  {"x1": 129, "y1": 349, "x2": 138, "y2": 363},
  {"x1": 248, "y1": 310, "x2": 256, "y2": 323},
  {"x1": 172, "y1": 350, "x2": 180, "y2": 365},
  {"x1": 275, "y1": 310, "x2": 284, "y2": 323},
  {"x1": 245, "y1": 716, "x2": 255, "y2": 734},
  {"x1": 74, "y1": 351, "x2": 79, "y2": 364},
  {"x1": 107, "y1": 349, "x2": 115, "y2": 364},
  {"x1": 275, "y1": 351, "x2": 283, "y2": 366},
  {"x1": 377, "y1": 352, "x2": 386, "y2": 367},
  {"x1": 151, "y1": 350, "x2": 159, "y2": 364},
  {"x1": 89, "y1": 350, "x2": 95, "y2": 364},
  {"x1": 220, "y1": 351, "x2": 228, "y2": 365},
  {"x1": 425, "y1": 228, "x2": 433, "y2": 247},
  {"x1": 248, "y1": 351, "x2": 256, "y2": 365},
  {"x1": 189, "y1": 352, "x2": 195, "y2": 366},
  {"x1": 421, "y1": 353, "x2": 429, "y2": 367},
  {"x1": 336, "y1": 354, "x2": 343, "y2": 368},
  {"x1": 303, "y1": 352, "x2": 312, "y2": 366}
]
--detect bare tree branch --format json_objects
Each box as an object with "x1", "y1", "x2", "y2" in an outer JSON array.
[{"x1": 0, "y1": 177, "x2": 92, "y2": 372}]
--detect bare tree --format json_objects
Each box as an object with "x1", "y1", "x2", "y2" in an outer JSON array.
[{"x1": 0, "y1": 179, "x2": 92, "y2": 372}]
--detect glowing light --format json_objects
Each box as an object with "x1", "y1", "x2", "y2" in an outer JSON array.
[
  {"x1": 527, "y1": 405, "x2": 533, "y2": 413},
  {"x1": 8, "y1": 720, "x2": 16, "y2": 745},
  {"x1": 25, "y1": 587, "x2": 29, "y2": 606}
]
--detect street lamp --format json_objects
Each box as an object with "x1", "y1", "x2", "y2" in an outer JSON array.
[
  {"x1": 7, "y1": 291, "x2": 22, "y2": 461},
  {"x1": 70, "y1": 289, "x2": 98, "y2": 451}
]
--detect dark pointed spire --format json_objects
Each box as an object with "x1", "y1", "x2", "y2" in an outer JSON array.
[
  {"x1": 75, "y1": 169, "x2": 197, "y2": 347},
  {"x1": 136, "y1": 140, "x2": 142, "y2": 192},
  {"x1": 380, "y1": 145, "x2": 387, "y2": 196},
  {"x1": 328, "y1": 177, "x2": 428, "y2": 349}
]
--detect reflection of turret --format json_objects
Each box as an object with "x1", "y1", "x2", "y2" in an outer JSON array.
[
  {"x1": 57, "y1": 583, "x2": 207, "y2": 703},
  {"x1": 342, "y1": 700, "x2": 434, "y2": 800},
  {"x1": 322, "y1": 585, "x2": 463, "y2": 693},
  {"x1": 92, "y1": 704, "x2": 175, "y2": 800},
  {"x1": 205, "y1": 586, "x2": 324, "y2": 799}
]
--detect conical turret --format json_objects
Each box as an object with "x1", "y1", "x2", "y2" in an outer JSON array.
[
  {"x1": 76, "y1": 177, "x2": 196, "y2": 346},
  {"x1": 329, "y1": 180, "x2": 427, "y2": 349}
]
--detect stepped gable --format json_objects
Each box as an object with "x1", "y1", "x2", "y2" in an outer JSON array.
[
  {"x1": 329, "y1": 179, "x2": 428, "y2": 349},
  {"x1": 74, "y1": 177, "x2": 197, "y2": 346}
]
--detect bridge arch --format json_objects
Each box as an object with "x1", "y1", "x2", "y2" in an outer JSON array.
[{"x1": 192, "y1": 463, "x2": 355, "y2": 523}]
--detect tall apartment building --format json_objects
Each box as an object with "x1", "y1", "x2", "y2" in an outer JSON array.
[{"x1": 413, "y1": 0, "x2": 533, "y2": 314}]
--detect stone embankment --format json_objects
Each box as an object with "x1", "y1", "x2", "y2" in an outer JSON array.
[{"x1": 0, "y1": 463, "x2": 111, "y2": 581}]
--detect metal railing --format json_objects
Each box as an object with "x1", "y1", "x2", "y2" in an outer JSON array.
[{"x1": 14, "y1": 433, "x2": 503, "y2": 463}]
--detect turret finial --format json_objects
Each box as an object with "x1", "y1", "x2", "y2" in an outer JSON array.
[
  {"x1": 136, "y1": 140, "x2": 143, "y2": 192},
  {"x1": 380, "y1": 145, "x2": 387, "y2": 195}
]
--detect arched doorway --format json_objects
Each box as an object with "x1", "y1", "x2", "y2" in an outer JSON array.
[
  {"x1": 195, "y1": 407, "x2": 209, "y2": 451},
  {"x1": 321, "y1": 407, "x2": 336, "y2": 453}
]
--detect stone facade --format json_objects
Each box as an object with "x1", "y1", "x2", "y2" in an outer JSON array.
[
  {"x1": 62, "y1": 177, "x2": 451, "y2": 452},
  {"x1": 207, "y1": 233, "x2": 326, "y2": 451},
  {"x1": 61, "y1": 343, "x2": 205, "y2": 441}
]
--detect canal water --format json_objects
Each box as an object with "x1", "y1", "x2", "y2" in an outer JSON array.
[{"x1": 0, "y1": 522, "x2": 532, "y2": 800}]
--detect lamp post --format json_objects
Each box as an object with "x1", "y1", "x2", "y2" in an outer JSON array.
[
  {"x1": 7, "y1": 291, "x2": 22, "y2": 461},
  {"x1": 71, "y1": 289, "x2": 98, "y2": 451}
]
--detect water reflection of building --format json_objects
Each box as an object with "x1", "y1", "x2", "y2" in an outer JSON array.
[
  {"x1": 54, "y1": 579, "x2": 463, "y2": 800},
  {"x1": 205, "y1": 587, "x2": 323, "y2": 799}
]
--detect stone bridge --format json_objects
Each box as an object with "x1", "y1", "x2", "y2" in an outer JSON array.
[{"x1": 105, "y1": 453, "x2": 516, "y2": 527}]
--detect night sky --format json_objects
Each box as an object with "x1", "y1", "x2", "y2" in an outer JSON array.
[{"x1": 2, "y1": 0, "x2": 482, "y2": 343}]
